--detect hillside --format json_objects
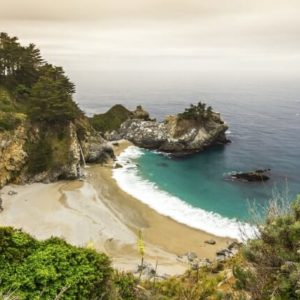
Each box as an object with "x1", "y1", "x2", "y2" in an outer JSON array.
[
  {"x1": 0, "y1": 33, "x2": 113, "y2": 187},
  {"x1": 89, "y1": 104, "x2": 133, "y2": 133},
  {"x1": 89, "y1": 104, "x2": 150, "y2": 133}
]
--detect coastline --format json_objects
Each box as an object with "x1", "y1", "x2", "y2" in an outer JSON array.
[{"x1": 0, "y1": 140, "x2": 233, "y2": 276}]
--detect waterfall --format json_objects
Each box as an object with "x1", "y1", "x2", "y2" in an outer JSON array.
[
  {"x1": 79, "y1": 143, "x2": 86, "y2": 168},
  {"x1": 77, "y1": 136, "x2": 86, "y2": 168}
]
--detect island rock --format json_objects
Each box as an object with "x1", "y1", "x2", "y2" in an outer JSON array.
[{"x1": 116, "y1": 105, "x2": 229, "y2": 154}]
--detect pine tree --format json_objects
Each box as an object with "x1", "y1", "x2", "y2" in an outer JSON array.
[{"x1": 29, "y1": 64, "x2": 81, "y2": 123}]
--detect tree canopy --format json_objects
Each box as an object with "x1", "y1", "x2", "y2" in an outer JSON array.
[
  {"x1": 0, "y1": 32, "x2": 43, "y2": 88},
  {"x1": 0, "y1": 32, "x2": 82, "y2": 124},
  {"x1": 178, "y1": 101, "x2": 213, "y2": 121}
]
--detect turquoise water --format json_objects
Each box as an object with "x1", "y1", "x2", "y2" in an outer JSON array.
[
  {"x1": 83, "y1": 75, "x2": 300, "y2": 225},
  {"x1": 137, "y1": 146, "x2": 292, "y2": 222},
  {"x1": 136, "y1": 91, "x2": 300, "y2": 222}
]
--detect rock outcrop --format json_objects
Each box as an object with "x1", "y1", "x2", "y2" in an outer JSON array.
[
  {"x1": 83, "y1": 133, "x2": 115, "y2": 164},
  {"x1": 0, "y1": 119, "x2": 28, "y2": 188},
  {"x1": 0, "y1": 121, "x2": 114, "y2": 188},
  {"x1": 114, "y1": 109, "x2": 229, "y2": 154},
  {"x1": 230, "y1": 169, "x2": 270, "y2": 182},
  {"x1": 132, "y1": 105, "x2": 150, "y2": 120}
]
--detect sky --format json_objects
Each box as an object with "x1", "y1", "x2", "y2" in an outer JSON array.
[{"x1": 1, "y1": 0, "x2": 300, "y2": 108}]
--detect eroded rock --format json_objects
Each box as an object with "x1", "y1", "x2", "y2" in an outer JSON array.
[{"x1": 117, "y1": 110, "x2": 229, "y2": 154}]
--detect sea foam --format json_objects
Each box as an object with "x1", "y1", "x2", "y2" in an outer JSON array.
[{"x1": 112, "y1": 146, "x2": 255, "y2": 241}]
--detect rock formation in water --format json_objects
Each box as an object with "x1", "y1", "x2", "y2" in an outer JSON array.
[
  {"x1": 230, "y1": 169, "x2": 270, "y2": 182},
  {"x1": 107, "y1": 103, "x2": 229, "y2": 154}
]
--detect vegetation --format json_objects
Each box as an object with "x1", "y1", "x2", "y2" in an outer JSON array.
[
  {"x1": 25, "y1": 124, "x2": 79, "y2": 176},
  {"x1": 0, "y1": 227, "x2": 112, "y2": 299},
  {"x1": 234, "y1": 195, "x2": 300, "y2": 299},
  {"x1": 89, "y1": 104, "x2": 132, "y2": 133},
  {"x1": 0, "y1": 226, "x2": 231, "y2": 299},
  {"x1": 0, "y1": 112, "x2": 24, "y2": 132},
  {"x1": 0, "y1": 33, "x2": 90, "y2": 179},
  {"x1": 0, "y1": 87, "x2": 16, "y2": 113},
  {"x1": 0, "y1": 85, "x2": 26, "y2": 132},
  {"x1": 0, "y1": 32, "x2": 42, "y2": 89},
  {"x1": 0, "y1": 32, "x2": 83, "y2": 126},
  {"x1": 178, "y1": 102, "x2": 213, "y2": 121},
  {"x1": 1, "y1": 193, "x2": 299, "y2": 300},
  {"x1": 28, "y1": 64, "x2": 81, "y2": 123}
]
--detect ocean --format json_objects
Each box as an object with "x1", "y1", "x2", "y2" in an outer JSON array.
[{"x1": 78, "y1": 73, "x2": 300, "y2": 239}]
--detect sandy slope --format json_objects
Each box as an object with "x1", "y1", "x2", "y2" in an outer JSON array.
[{"x1": 0, "y1": 140, "x2": 233, "y2": 276}]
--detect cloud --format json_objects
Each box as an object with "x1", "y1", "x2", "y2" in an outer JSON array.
[
  {"x1": 1, "y1": 0, "x2": 299, "y2": 22},
  {"x1": 1, "y1": 0, "x2": 299, "y2": 77}
]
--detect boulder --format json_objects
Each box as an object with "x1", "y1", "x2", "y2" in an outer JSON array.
[
  {"x1": 231, "y1": 169, "x2": 270, "y2": 182},
  {"x1": 84, "y1": 134, "x2": 115, "y2": 164},
  {"x1": 186, "y1": 251, "x2": 198, "y2": 262}
]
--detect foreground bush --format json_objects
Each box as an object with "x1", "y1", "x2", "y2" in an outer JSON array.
[
  {"x1": 234, "y1": 195, "x2": 300, "y2": 299},
  {"x1": 0, "y1": 227, "x2": 112, "y2": 299},
  {"x1": 1, "y1": 195, "x2": 300, "y2": 299}
]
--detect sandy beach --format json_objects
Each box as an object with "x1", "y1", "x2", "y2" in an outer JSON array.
[{"x1": 0, "y1": 140, "x2": 233, "y2": 276}]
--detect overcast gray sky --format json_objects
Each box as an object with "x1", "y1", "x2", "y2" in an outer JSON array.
[{"x1": 1, "y1": 0, "x2": 299, "y2": 77}]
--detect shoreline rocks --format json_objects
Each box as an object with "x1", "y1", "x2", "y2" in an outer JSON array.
[
  {"x1": 110, "y1": 106, "x2": 229, "y2": 155},
  {"x1": 230, "y1": 169, "x2": 271, "y2": 182}
]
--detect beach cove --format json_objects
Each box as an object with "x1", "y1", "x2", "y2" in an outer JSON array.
[{"x1": 0, "y1": 140, "x2": 233, "y2": 276}]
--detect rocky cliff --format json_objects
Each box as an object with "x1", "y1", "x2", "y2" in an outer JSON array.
[
  {"x1": 0, "y1": 118, "x2": 28, "y2": 188},
  {"x1": 0, "y1": 120, "x2": 114, "y2": 188},
  {"x1": 0, "y1": 33, "x2": 115, "y2": 189},
  {"x1": 109, "y1": 106, "x2": 229, "y2": 154}
]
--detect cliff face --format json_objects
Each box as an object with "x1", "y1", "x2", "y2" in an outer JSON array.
[
  {"x1": 0, "y1": 120, "x2": 28, "y2": 188},
  {"x1": 116, "y1": 110, "x2": 229, "y2": 154},
  {"x1": 0, "y1": 120, "x2": 114, "y2": 188}
]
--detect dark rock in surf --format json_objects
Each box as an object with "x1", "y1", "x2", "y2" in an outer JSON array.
[{"x1": 231, "y1": 169, "x2": 270, "y2": 182}]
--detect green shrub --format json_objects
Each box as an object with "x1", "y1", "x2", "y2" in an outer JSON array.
[
  {"x1": 0, "y1": 87, "x2": 16, "y2": 113},
  {"x1": 0, "y1": 227, "x2": 112, "y2": 300},
  {"x1": 234, "y1": 195, "x2": 300, "y2": 300},
  {"x1": 0, "y1": 112, "x2": 23, "y2": 131},
  {"x1": 112, "y1": 271, "x2": 138, "y2": 299},
  {"x1": 178, "y1": 102, "x2": 213, "y2": 122},
  {"x1": 141, "y1": 269, "x2": 224, "y2": 300}
]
